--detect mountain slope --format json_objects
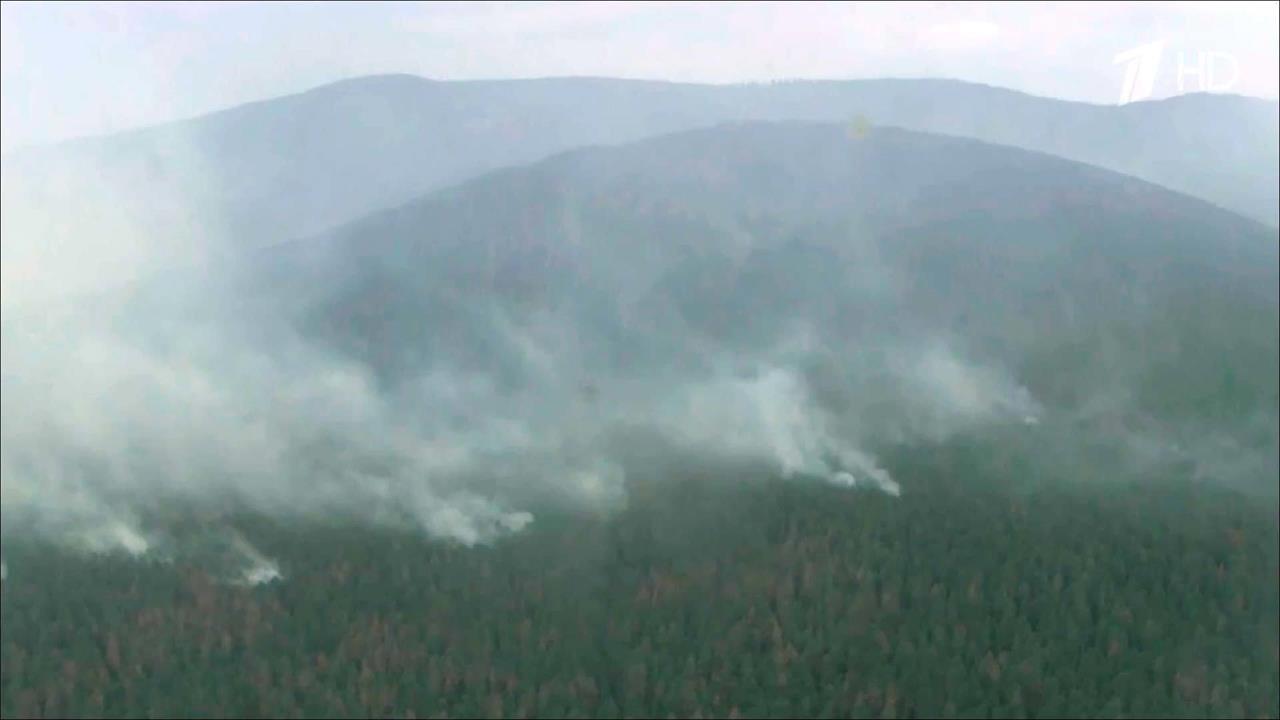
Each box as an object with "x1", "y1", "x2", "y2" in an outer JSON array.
[
  {"x1": 257, "y1": 120, "x2": 1278, "y2": 417},
  {"x1": 21, "y1": 121, "x2": 1269, "y2": 532},
  {"x1": 3, "y1": 76, "x2": 1276, "y2": 304},
  {"x1": 292, "y1": 120, "x2": 1278, "y2": 491}
]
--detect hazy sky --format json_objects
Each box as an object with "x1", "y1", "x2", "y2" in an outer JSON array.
[{"x1": 2, "y1": 0, "x2": 1278, "y2": 153}]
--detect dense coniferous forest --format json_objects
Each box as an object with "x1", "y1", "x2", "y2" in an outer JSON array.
[{"x1": 3, "y1": 448, "x2": 1277, "y2": 719}]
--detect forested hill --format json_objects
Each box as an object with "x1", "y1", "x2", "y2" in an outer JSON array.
[{"x1": 245, "y1": 123, "x2": 1279, "y2": 485}]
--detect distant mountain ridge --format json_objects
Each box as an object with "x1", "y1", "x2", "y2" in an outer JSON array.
[{"x1": 3, "y1": 75, "x2": 1276, "y2": 304}]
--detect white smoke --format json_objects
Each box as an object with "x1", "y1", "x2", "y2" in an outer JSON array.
[
  {"x1": 74, "y1": 520, "x2": 153, "y2": 557},
  {"x1": 2, "y1": 282, "x2": 1050, "y2": 556},
  {"x1": 662, "y1": 365, "x2": 900, "y2": 490},
  {"x1": 1, "y1": 129, "x2": 1058, "y2": 560},
  {"x1": 1, "y1": 133, "x2": 230, "y2": 308},
  {"x1": 225, "y1": 532, "x2": 283, "y2": 586}
]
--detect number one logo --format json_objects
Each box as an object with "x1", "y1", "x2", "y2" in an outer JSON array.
[{"x1": 1114, "y1": 41, "x2": 1166, "y2": 104}]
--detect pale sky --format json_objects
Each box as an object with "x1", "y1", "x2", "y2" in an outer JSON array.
[{"x1": 2, "y1": 0, "x2": 1278, "y2": 153}]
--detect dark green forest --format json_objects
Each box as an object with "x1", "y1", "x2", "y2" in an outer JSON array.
[{"x1": 3, "y1": 443, "x2": 1277, "y2": 720}]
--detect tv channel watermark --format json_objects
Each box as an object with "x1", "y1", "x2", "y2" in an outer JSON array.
[{"x1": 1113, "y1": 41, "x2": 1240, "y2": 104}]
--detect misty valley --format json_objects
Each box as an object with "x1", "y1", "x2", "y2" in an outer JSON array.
[{"x1": 1, "y1": 58, "x2": 1278, "y2": 720}]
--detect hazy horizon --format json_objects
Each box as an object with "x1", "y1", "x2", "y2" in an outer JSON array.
[{"x1": 3, "y1": 1, "x2": 1278, "y2": 153}]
